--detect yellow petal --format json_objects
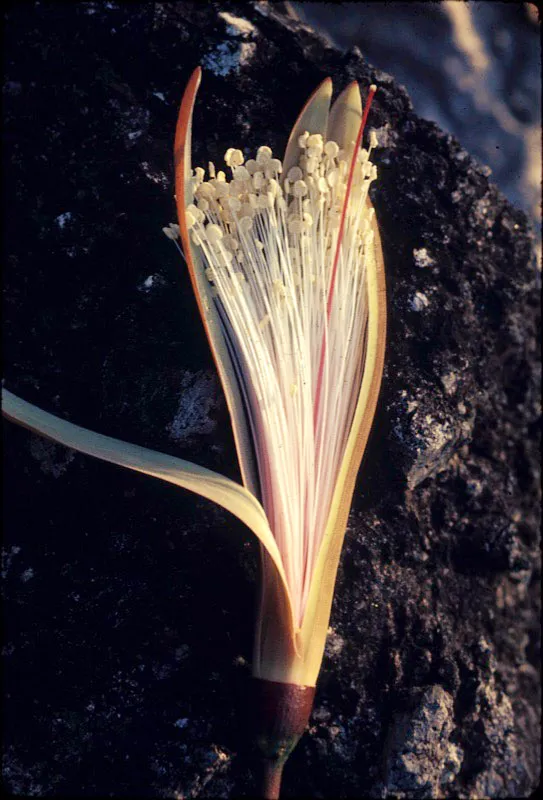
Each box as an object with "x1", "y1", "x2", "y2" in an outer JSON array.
[
  {"x1": 174, "y1": 68, "x2": 260, "y2": 500},
  {"x1": 326, "y1": 81, "x2": 362, "y2": 166},
  {"x1": 2, "y1": 388, "x2": 296, "y2": 633},
  {"x1": 282, "y1": 77, "x2": 333, "y2": 178},
  {"x1": 297, "y1": 197, "x2": 387, "y2": 686}
]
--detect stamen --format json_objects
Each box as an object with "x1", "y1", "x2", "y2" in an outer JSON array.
[{"x1": 181, "y1": 85, "x2": 379, "y2": 622}]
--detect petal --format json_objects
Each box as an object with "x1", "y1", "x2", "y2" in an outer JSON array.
[
  {"x1": 2, "y1": 388, "x2": 296, "y2": 633},
  {"x1": 282, "y1": 77, "x2": 332, "y2": 178},
  {"x1": 174, "y1": 68, "x2": 260, "y2": 500},
  {"x1": 326, "y1": 81, "x2": 362, "y2": 165},
  {"x1": 297, "y1": 197, "x2": 387, "y2": 686}
]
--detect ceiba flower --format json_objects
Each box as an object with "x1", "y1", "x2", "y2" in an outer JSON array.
[{"x1": 2, "y1": 68, "x2": 386, "y2": 798}]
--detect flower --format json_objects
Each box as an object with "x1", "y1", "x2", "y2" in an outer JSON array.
[
  {"x1": 2, "y1": 68, "x2": 386, "y2": 797},
  {"x1": 172, "y1": 68, "x2": 386, "y2": 689}
]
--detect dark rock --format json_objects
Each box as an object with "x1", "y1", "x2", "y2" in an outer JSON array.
[
  {"x1": 3, "y1": 1, "x2": 540, "y2": 798},
  {"x1": 384, "y1": 685, "x2": 463, "y2": 797}
]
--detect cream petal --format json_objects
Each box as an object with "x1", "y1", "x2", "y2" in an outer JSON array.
[
  {"x1": 2, "y1": 388, "x2": 295, "y2": 620},
  {"x1": 298, "y1": 197, "x2": 387, "y2": 686},
  {"x1": 282, "y1": 77, "x2": 332, "y2": 178},
  {"x1": 326, "y1": 81, "x2": 362, "y2": 166}
]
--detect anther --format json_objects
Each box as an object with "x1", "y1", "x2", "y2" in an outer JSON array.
[
  {"x1": 206, "y1": 224, "x2": 223, "y2": 245},
  {"x1": 239, "y1": 216, "x2": 253, "y2": 233},
  {"x1": 287, "y1": 166, "x2": 303, "y2": 183},
  {"x1": 307, "y1": 133, "x2": 323, "y2": 150},
  {"x1": 324, "y1": 140, "x2": 339, "y2": 158},
  {"x1": 230, "y1": 149, "x2": 245, "y2": 167},
  {"x1": 256, "y1": 146, "x2": 273, "y2": 165}
]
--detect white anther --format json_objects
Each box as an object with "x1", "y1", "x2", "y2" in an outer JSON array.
[
  {"x1": 233, "y1": 166, "x2": 250, "y2": 181},
  {"x1": 288, "y1": 216, "x2": 303, "y2": 234},
  {"x1": 268, "y1": 178, "x2": 280, "y2": 197},
  {"x1": 358, "y1": 148, "x2": 369, "y2": 163},
  {"x1": 269, "y1": 158, "x2": 282, "y2": 173},
  {"x1": 198, "y1": 183, "x2": 217, "y2": 199},
  {"x1": 223, "y1": 235, "x2": 239, "y2": 251},
  {"x1": 307, "y1": 133, "x2": 323, "y2": 150},
  {"x1": 197, "y1": 198, "x2": 209, "y2": 212},
  {"x1": 297, "y1": 131, "x2": 310, "y2": 148},
  {"x1": 239, "y1": 216, "x2": 253, "y2": 233},
  {"x1": 324, "y1": 140, "x2": 339, "y2": 158},
  {"x1": 194, "y1": 166, "x2": 205, "y2": 182},
  {"x1": 224, "y1": 148, "x2": 235, "y2": 166},
  {"x1": 230, "y1": 179, "x2": 245, "y2": 195},
  {"x1": 206, "y1": 224, "x2": 223, "y2": 245},
  {"x1": 187, "y1": 203, "x2": 205, "y2": 223},
  {"x1": 162, "y1": 226, "x2": 177, "y2": 240},
  {"x1": 305, "y1": 157, "x2": 318, "y2": 174},
  {"x1": 326, "y1": 169, "x2": 339, "y2": 188},
  {"x1": 293, "y1": 180, "x2": 308, "y2": 198},
  {"x1": 302, "y1": 212, "x2": 313, "y2": 228},
  {"x1": 317, "y1": 176, "x2": 328, "y2": 194},
  {"x1": 245, "y1": 159, "x2": 258, "y2": 174},
  {"x1": 213, "y1": 181, "x2": 229, "y2": 198},
  {"x1": 369, "y1": 130, "x2": 379, "y2": 149},
  {"x1": 256, "y1": 145, "x2": 273, "y2": 164},
  {"x1": 230, "y1": 149, "x2": 245, "y2": 167},
  {"x1": 208, "y1": 162, "x2": 216, "y2": 179},
  {"x1": 228, "y1": 197, "x2": 242, "y2": 213},
  {"x1": 370, "y1": 164, "x2": 378, "y2": 181},
  {"x1": 287, "y1": 166, "x2": 303, "y2": 182},
  {"x1": 253, "y1": 171, "x2": 265, "y2": 190},
  {"x1": 217, "y1": 170, "x2": 226, "y2": 182},
  {"x1": 218, "y1": 250, "x2": 233, "y2": 266}
]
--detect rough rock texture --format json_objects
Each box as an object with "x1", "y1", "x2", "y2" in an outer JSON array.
[{"x1": 3, "y1": 2, "x2": 540, "y2": 798}]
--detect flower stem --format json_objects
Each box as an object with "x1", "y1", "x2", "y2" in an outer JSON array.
[{"x1": 252, "y1": 678, "x2": 316, "y2": 798}]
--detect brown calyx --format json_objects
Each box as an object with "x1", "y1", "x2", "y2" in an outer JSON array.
[{"x1": 252, "y1": 678, "x2": 316, "y2": 799}]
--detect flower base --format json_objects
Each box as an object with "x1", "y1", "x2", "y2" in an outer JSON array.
[{"x1": 252, "y1": 677, "x2": 316, "y2": 799}]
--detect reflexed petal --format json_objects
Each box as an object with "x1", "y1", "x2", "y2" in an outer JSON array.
[{"x1": 2, "y1": 388, "x2": 295, "y2": 636}]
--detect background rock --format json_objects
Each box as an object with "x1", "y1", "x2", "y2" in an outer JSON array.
[{"x1": 3, "y1": 2, "x2": 540, "y2": 797}]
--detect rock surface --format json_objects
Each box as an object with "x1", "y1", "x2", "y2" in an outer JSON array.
[{"x1": 3, "y1": 2, "x2": 540, "y2": 797}]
